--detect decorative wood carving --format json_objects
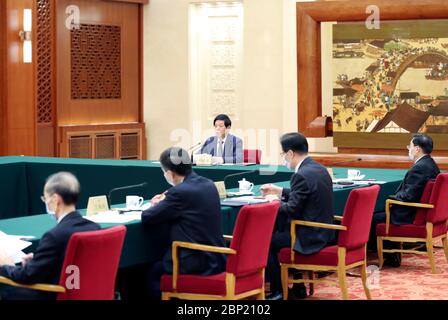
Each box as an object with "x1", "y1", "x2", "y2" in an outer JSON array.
[
  {"x1": 36, "y1": 0, "x2": 54, "y2": 124},
  {"x1": 71, "y1": 24, "x2": 121, "y2": 100}
]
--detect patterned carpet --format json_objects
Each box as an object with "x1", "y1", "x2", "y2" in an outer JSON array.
[{"x1": 300, "y1": 247, "x2": 448, "y2": 300}]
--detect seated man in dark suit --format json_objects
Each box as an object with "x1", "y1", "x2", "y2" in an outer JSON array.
[
  {"x1": 142, "y1": 147, "x2": 226, "y2": 299},
  {"x1": 369, "y1": 134, "x2": 440, "y2": 267},
  {"x1": 260, "y1": 133, "x2": 335, "y2": 300},
  {"x1": 198, "y1": 114, "x2": 243, "y2": 164},
  {"x1": 0, "y1": 172, "x2": 100, "y2": 300}
]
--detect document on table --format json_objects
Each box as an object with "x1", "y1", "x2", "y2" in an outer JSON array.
[
  {"x1": 0, "y1": 230, "x2": 33, "y2": 264},
  {"x1": 85, "y1": 211, "x2": 142, "y2": 224},
  {"x1": 221, "y1": 196, "x2": 269, "y2": 206}
]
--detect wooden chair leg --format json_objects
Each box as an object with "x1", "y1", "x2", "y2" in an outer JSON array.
[
  {"x1": 337, "y1": 267, "x2": 348, "y2": 300},
  {"x1": 441, "y1": 236, "x2": 448, "y2": 264},
  {"x1": 426, "y1": 238, "x2": 437, "y2": 274},
  {"x1": 377, "y1": 237, "x2": 384, "y2": 269},
  {"x1": 280, "y1": 265, "x2": 289, "y2": 300},
  {"x1": 360, "y1": 262, "x2": 372, "y2": 300},
  {"x1": 308, "y1": 271, "x2": 315, "y2": 296},
  {"x1": 256, "y1": 290, "x2": 265, "y2": 300}
]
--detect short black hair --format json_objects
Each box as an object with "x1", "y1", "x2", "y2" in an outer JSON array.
[
  {"x1": 213, "y1": 114, "x2": 232, "y2": 128},
  {"x1": 160, "y1": 147, "x2": 192, "y2": 176},
  {"x1": 44, "y1": 172, "x2": 80, "y2": 205},
  {"x1": 412, "y1": 134, "x2": 434, "y2": 154},
  {"x1": 280, "y1": 132, "x2": 309, "y2": 154}
]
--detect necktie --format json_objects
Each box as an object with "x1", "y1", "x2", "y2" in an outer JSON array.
[{"x1": 217, "y1": 140, "x2": 224, "y2": 158}]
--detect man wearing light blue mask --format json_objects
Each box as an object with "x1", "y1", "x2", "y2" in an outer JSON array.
[{"x1": 0, "y1": 172, "x2": 100, "y2": 300}]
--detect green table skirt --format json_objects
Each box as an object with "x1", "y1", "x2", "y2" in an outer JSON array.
[{"x1": 0, "y1": 168, "x2": 404, "y2": 268}]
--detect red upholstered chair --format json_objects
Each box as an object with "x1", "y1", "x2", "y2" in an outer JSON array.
[
  {"x1": 161, "y1": 202, "x2": 279, "y2": 300},
  {"x1": 243, "y1": 149, "x2": 262, "y2": 164},
  {"x1": 278, "y1": 185, "x2": 380, "y2": 300},
  {"x1": 376, "y1": 173, "x2": 448, "y2": 273},
  {"x1": 0, "y1": 226, "x2": 126, "y2": 300}
]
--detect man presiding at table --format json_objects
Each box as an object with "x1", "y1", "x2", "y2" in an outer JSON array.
[
  {"x1": 260, "y1": 132, "x2": 335, "y2": 300},
  {"x1": 0, "y1": 172, "x2": 100, "y2": 300}
]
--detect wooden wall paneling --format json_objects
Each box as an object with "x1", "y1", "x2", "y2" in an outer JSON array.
[
  {"x1": 3, "y1": 0, "x2": 37, "y2": 155},
  {"x1": 58, "y1": 123, "x2": 145, "y2": 159},
  {"x1": 310, "y1": 152, "x2": 448, "y2": 170},
  {"x1": 56, "y1": 0, "x2": 140, "y2": 126},
  {"x1": 36, "y1": 0, "x2": 56, "y2": 157},
  {"x1": 0, "y1": 0, "x2": 6, "y2": 155}
]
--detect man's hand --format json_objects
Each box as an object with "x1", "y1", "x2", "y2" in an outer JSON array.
[
  {"x1": 150, "y1": 193, "x2": 166, "y2": 206},
  {"x1": 260, "y1": 184, "x2": 283, "y2": 197},
  {"x1": 0, "y1": 249, "x2": 14, "y2": 266},
  {"x1": 21, "y1": 253, "x2": 34, "y2": 267}
]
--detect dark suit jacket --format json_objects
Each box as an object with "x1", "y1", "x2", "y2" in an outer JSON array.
[
  {"x1": 276, "y1": 157, "x2": 335, "y2": 255},
  {"x1": 199, "y1": 134, "x2": 243, "y2": 164},
  {"x1": 142, "y1": 172, "x2": 226, "y2": 275},
  {"x1": 0, "y1": 211, "x2": 100, "y2": 300},
  {"x1": 390, "y1": 155, "x2": 440, "y2": 225}
]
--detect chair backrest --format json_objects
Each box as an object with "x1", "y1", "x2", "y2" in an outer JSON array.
[
  {"x1": 243, "y1": 149, "x2": 262, "y2": 164},
  {"x1": 427, "y1": 173, "x2": 448, "y2": 225},
  {"x1": 226, "y1": 202, "x2": 279, "y2": 276},
  {"x1": 57, "y1": 226, "x2": 126, "y2": 300},
  {"x1": 413, "y1": 180, "x2": 435, "y2": 225},
  {"x1": 338, "y1": 185, "x2": 380, "y2": 250}
]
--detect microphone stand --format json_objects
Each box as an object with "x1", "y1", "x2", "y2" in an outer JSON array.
[{"x1": 108, "y1": 182, "x2": 148, "y2": 208}]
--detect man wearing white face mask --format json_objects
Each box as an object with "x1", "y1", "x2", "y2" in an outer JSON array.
[
  {"x1": 141, "y1": 147, "x2": 226, "y2": 299},
  {"x1": 0, "y1": 172, "x2": 100, "y2": 300},
  {"x1": 260, "y1": 133, "x2": 335, "y2": 300},
  {"x1": 369, "y1": 134, "x2": 440, "y2": 267}
]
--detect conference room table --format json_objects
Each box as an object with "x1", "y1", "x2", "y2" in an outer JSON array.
[
  {"x1": 0, "y1": 156, "x2": 293, "y2": 220},
  {"x1": 0, "y1": 166, "x2": 407, "y2": 269}
]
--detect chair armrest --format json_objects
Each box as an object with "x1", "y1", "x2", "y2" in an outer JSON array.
[
  {"x1": 334, "y1": 215, "x2": 343, "y2": 222},
  {"x1": 223, "y1": 235, "x2": 233, "y2": 241},
  {"x1": 0, "y1": 276, "x2": 66, "y2": 293},
  {"x1": 384, "y1": 199, "x2": 434, "y2": 234},
  {"x1": 171, "y1": 241, "x2": 236, "y2": 290},
  {"x1": 289, "y1": 220, "x2": 347, "y2": 262},
  {"x1": 292, "y1": 220, "x2": 347, "y2": 231}
]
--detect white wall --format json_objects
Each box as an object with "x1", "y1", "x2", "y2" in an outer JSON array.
[{"x1": 143, "y1": 0, "x2": 336, "y2": 162}]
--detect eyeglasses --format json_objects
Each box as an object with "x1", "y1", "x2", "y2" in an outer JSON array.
[{"x1": 40, "y1": 194, "x2": 54, "y2": 203}]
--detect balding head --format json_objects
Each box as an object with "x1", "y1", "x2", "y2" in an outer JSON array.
[{"x1": 44, "y1": 172, "x2": 80, "y2": 206}]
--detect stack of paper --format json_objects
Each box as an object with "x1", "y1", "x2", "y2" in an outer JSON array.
[
  {"x1": 85, "y1": 211, "x2": 141, "y2": 224},
  {"x1": 0, "y1": 231, "x2": 33, "y2": 264},
  {"x1": 221, "y1": 196, "x2": 269, "y2": 207}
]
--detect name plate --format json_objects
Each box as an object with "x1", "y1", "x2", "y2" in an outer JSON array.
[
  {"x1": 86, "y1": 195, "x2": 109, "y2": 216},
  {"x1": 195, "y1": 154, "x2": 212, "y2": 166},
  {"x1": 214, "y1": 181, "x2": 227, "y2": 200}
]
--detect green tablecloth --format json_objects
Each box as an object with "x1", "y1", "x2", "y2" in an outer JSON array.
[
  {"x1": 0, "y1": 166, "x2": 406, "y2": 268},
  {"x1": 0, "y1": 156, "x2": 292, "y2": 219}
]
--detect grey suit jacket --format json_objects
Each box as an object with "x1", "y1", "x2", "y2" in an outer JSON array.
[{"x1": 199, "y1": 134, "x2": 243, "y2": 164}]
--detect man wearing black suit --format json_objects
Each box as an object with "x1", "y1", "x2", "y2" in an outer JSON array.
[
  {"x1": 142, "y1": 147, "x2": 226, "y2": 299},
  {"x1": 261, "y1": 133, "x2": 335, "y2": 300},
  {"x1": 369, "y1": 134, "x2": 440, "y2": 267},
  {"x1": 0, "y1": 172, "x2": 100, "y2": 300}
]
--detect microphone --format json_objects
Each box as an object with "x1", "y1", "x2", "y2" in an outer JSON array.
[
  {"x1": 328, "y1": 158, "x2": 362, "y2": 167},
  {"x1": 188, "y1": 142, "x2": 202, "y2": 152},
  {"x1": 223, "y1": 170, "x2": 259, "y2": 188},
  {"x1": 108, "y1": 182, "x2": 148, "y2": 207},
  {"x1": 188, "y1": 142, "x2": 203, "y2": 164}
]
